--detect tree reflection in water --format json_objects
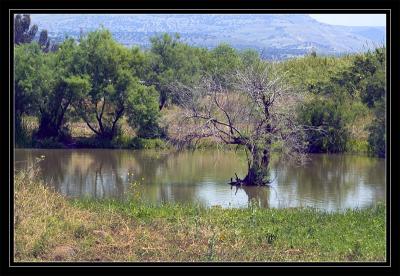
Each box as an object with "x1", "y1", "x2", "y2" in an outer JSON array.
[
  {"x1": 14, "y1": 149, "x2": 385, "y2": 210},
  {"x1": 233, "y1": 185, "x2": 271, "y2": 208}
]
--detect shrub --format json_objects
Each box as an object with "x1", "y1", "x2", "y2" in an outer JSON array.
[
  {"x1": 299, "y1": 98, "x2": 349, "y2": 153},
  {"x1": 129, "y1": 137, "x2": 169, "y2": 149},
  {"x1": 367, "y1": 117, "x2": 386, "y2": 158},
  {"x1": 345, "y1": 139, "x2": 369, "y2": 154}
]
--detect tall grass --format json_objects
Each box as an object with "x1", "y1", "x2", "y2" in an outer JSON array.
[
  {"x1": 14, "y1": 166, "x2": 386, "y2": 262},
  {"x1": 15, "y1": 116, "x2": 38, "y2": 148}
]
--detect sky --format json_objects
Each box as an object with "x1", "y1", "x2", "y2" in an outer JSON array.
[{"x1": 309, "y1": 14, "x2": 386, "y2": 27}]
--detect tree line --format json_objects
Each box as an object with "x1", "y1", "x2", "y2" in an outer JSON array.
[{"x1": 14, "y1": 14, "x2": 386, "y2": 162}]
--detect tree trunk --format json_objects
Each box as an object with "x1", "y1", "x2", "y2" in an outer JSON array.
[
  {"x1": 35, "y1": 91, "x2": 71, "y2": 140},
  {"x1": 97, "y1": 131, "x2": 114, "y2": 141},
  {"x1": 242, "y1": 146, "x2": 271, "y2": 186},
  {"x1": 36, "y1": 112, "x2": 60, "y2": 139},
  {"x1": 159, "y1": 94, "x2": 167, "y2": 110}
]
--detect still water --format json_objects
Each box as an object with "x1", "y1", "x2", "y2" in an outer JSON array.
[{"x1": 14, "y1": 149, "x2": 386, "y2": 211}]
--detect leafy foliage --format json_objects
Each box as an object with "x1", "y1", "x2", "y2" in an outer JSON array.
[
  {"x1": 125, "y1": 84, "x2": 161, "y2": 138},
  {"x1": 69, "y1": 29, "x2": 160, "y2": 140},
  {"x1": 355, "y1": 49, "x2": 386, "y2": 157},
  {"x1": 300, "y1": 97, "x2": 349, "y2": 153},
  {"x1": 13, "y1": 24, "x2": 386, "y2": 157},
  {"x1": 14, "y1": 43, "x2": 57, "y2": 139},
  {"x1": 146, "y1": 33, "x2": 204, "y2": 109},
  {"x1": 204, "y1": 43, "x2": 242, "y2": 88},
  {"x1": 293, "y1": 48, "x2": 386, "y2": 157}
]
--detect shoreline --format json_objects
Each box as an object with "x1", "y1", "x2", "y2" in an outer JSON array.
[{"x1": 14, "y1": 168, "x2": 386, "y2": 262}]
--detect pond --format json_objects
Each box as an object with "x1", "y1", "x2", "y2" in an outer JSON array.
[{"x1": 14, "y1": 149, "x2": 386, "y2": 211}]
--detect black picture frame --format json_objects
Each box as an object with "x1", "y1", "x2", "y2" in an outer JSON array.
[{"x1": 1, "y1": 0, "x2": 398, "y2": 275}]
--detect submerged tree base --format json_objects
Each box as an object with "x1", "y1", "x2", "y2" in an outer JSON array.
[
  {"x1": 228, "y1": 170, "x2": 273, "y2": 186},
  {"x1": 228, "y1": 176, "x2": 272, "y2": 187}
]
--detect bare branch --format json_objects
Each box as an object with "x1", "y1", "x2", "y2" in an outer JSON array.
[{"x1": 166, "y1": 59, "x2": 314, "y2": 184}]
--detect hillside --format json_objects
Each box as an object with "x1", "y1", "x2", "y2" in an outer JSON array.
[{"x1": 30, "y1": 14, "x2": 386, "y2": 59}]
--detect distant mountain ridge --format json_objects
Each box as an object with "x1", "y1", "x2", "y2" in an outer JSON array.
[{"x1": 29, "y1": 14, "x2": 386, "y2": 59}]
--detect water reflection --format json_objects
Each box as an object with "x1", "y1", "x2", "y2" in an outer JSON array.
[
  {"x1": 273, "y1": 155, "x2": 386, "y2": 209},
  {"x1": 14, "y1": 149, "x2": 385, "y2": 210}
]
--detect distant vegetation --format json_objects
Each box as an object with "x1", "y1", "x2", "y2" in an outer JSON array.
[{"x1": 14, "y1": 15, "x2": 386, "y2": 159}]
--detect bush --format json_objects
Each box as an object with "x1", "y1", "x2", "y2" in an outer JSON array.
[
  {"x1": 367, "y1": 117, "x2": 385, "y2": 158},
  {"x1": 126, "y1": 85, "x2": 161, "y2": 139},
  {"x1": 136, "y1": 123, "x2": 166, "y2": 139},
  {"x1": 346, "y1": 139, "x2": 369, "y2": 154},
  {"x1": 299, "y1": 98, "x2": 349, "y2": 153},
  {"x1": 129, "y1": 137, "x2": 169, "y2": 150}
]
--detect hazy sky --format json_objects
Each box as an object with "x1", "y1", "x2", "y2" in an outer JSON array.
[{"x1": 309, "y1": 14, "x2": 386, "y2": 27}]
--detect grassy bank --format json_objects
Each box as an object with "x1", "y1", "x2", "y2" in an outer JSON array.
[{"x1": 14, "y1": 168, "x2": 386, "y2": 262}]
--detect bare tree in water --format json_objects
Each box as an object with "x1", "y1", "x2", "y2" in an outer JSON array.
[{"x1": 167, "y1": 60, "x2": 312, "y2": 186}]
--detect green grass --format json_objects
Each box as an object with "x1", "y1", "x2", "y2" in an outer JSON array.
[
  {"x1": 14, "y1": 167, "x2": 386, "y2": 262},
  {"x1": 71, "y1": 198, "x2": 386, "y2": 262}
]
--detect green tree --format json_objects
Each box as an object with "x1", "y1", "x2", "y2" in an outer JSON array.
[
  {"x1": 279, "y1": 54, "x2": 354, "y2": 92},
  {"x1": 356, "y1": 48, "x2": 386, "y2": 157},
  {"x1": 14, "y1": 14, "x2": 55, "y2": 53},
  {"x1": 299, "y1": 96, "x2": 349, "y2": 153},
  {"x1": 38, "y1": 29, "x2": 51, "y2": 53},
  {"x1": 14, "y1": 43, "x2": 42, "y2": 118},
  {"x1": 239, "y1": 49, "x2": 260, "y2": 68},
  {"x1": 14, "y1": 42, "x2": 58, "y2": 141},
  {"x1": 335, "y1": 48, "x2": 386, "y2": 157},
  {"x1": 15, "y1": 38, "x2": 84, "y2": 140},
  {"x1": 35, "y1": 38, "x2": 85, "y2": 140},
  {"x1": 293, "y1": 50, "x2": 386, "y2": 155},
  {"x1": 204, "y1": 43, "x2": 241, "y2": 88},
  {"x1": 367, "y1": 100, "x2": 385, "y2": 157},
  {"x1": 125, "y1": 84, "x2": 160, "y2": 138},
  {"x1": 14, "y1": 14, "x2": 38, "y2": 45},
  {"x1": 14, "y1": 42, "x2": 41, "y2": 145},
  {"x1": 72, "y1": 29, "x2": 159, "y2": 140},
  {"x1": 146, "y1": 33, "x2": 203, "y2": 110}
]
